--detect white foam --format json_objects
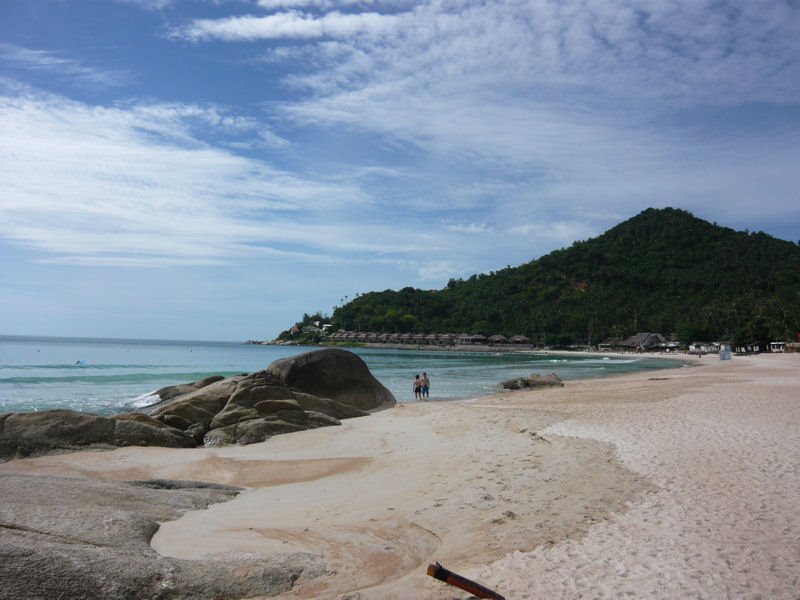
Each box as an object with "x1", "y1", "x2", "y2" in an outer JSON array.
[{"x1": 127, "y1": 391, "x2": 160, "y2": 409}]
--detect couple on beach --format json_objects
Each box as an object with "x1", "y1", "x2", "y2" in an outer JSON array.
[{"x1": 413, "y1": 372, "x2": 430, "y2": 400}]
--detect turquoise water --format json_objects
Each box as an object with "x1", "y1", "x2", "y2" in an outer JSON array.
[{"x1": 0, "y1": 335, "x2": 685, "y2": 415}]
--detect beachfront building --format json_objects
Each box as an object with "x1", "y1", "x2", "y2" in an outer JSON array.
[
  {"x1": 735, "y1": 341, "x2": 766, "y2": 354},
  {"x1": 689, "y1": 341, "x2": 720, "y2": 354},
  {"x1": 325, "y1": 330, "x2": 534, "y2": 348},
  {"x1": 617, "y1": 332, "x2": 668, "y2": 352}
]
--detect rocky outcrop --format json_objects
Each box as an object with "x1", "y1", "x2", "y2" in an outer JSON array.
[
  {"x1": 0, "y1": 409, "x2": 194, "y2": 460},
  {"x1": 0, "y1": 349, "x2": 395, "y2": 460},
  {"x1": 266, "y1": 348, "x2": 396, "y2": 411},
  {"x1": 153, "y1": 375, "x2": 227, "y2": 402},
  {"x1": 146, "y1": 376, "x2": 247, "y2": 443},
  {"x1": 501, "y1": 372, "x2": 564, "y2": 390},
  {"x1": 146, "y1": 349, "x2": 394, "y2": 447},
  {"x1": 0, "y1": 473, "x2": 324, "y2": 599}
]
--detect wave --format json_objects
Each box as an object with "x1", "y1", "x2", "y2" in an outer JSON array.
[
  {"x1": 126, "y1": 391, "x2": 162, "y2": 409},
  {"x1": 0, "y1": 371, "x2": 240, "y2": 385},
  {"x1": 0, "y1": 363, "x2": 176, "y2": 370},
  {"x1": 573, "y1": 358, "x2": 640, "y2": 365}
]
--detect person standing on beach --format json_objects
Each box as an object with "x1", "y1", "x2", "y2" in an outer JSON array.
[
  {"x1": 421, "y1": 372, "x2": 430, "y2": 399},
  {"x1": 413, "y1": 374, "x2": 422, "y2": 400}
]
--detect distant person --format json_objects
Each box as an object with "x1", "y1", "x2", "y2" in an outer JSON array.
[
  {"x1": 413, "y1": 374, "x2": 422, "y2": 400},
  {"x1": 421, "y1": 372, "x2": 430, "y2": 399}
]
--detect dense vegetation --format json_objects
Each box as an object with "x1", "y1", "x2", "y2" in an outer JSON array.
[{"x1": 292, "y1": 208, "x2": 800, "y2": 346}]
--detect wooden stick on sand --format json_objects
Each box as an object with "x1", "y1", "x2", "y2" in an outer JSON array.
[{"x1": 426, "y1": 562, "x2": 505, "y2": 599}]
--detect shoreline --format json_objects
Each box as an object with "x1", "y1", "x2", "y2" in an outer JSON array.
[
  {"x1": 2, "y1": 353, "x2": 797, "y2": 598},
  {"x1": 278, "y1": 338, "x2": 699, "y2": 358}
]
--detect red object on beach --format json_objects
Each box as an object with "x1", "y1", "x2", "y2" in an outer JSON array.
[{"x1": 426, "y1": 562, "x2": 505, "y2": 599}]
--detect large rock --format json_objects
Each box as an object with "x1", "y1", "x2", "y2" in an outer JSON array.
[
  {"x1": 266, "y1": 348, "x2": 396, "y2": 411},
  {"x1": 0, "y1": 409, "x2": 194, "y2": 460},
  {"x1": 146, "y1": 349, "x2": 392, "y2": 448},
  {"x1": 0, "y1": 349, "x2": 394, "y2": 459},
  {"x1": 208, "y1": 371, "x2": 295, "y2": 430},
  {"x1": 153, "y1": 375, "x2": 227, "y2": 402},
  {"x1": 147, "y1": 376, "x2": 245, "y2": 430},
  {"x1": 0, "y1": 473, "x2": 324, "y2": 599},
  {"x1": 501, "y1": 372, "x2": 565, "y2": 391}
]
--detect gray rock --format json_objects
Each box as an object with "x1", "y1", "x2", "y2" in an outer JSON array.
[
  {"x1": 0, "y1": 473, "x2": 325, "y2": 600},
  {"x1": 209, "y1": 372, "x2": 295, "y2": 429},
  {"x1": 152, "y1": 374, "x2": 227, "y2": 403},
  {"x1": 266, "y1": 348, "x2": 396, "y2": 411},
  {"x1": 290, "y1": 392, "x2": 369, "y2": 419},
  {"x1": 0, "y1": 410, "x2": 193, "y2": 460},
  {"x1": 501, "y1": 372, "x2": 564, "y2": 390},
  {"x1": 151, "y1": 349, "x2": 386, "y2": 448},
  {"x1": 147, "y1": 376, "x2": 245, "y2": 440},
  {"x1": 501, "y1": 377, "x2": 529, "y2": 390},
  {"x1": 205, "y1": 409, "x2": 341, "y2": 446},
  {"x1": 1, "y1": 349, "x2": 391, "y2": 459},
  {"x1": 112, "y1": 413, "x2": 195, "y2": 449}
]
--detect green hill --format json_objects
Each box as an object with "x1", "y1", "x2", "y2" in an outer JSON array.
[{"x1": 320, "y1": 208, "x2": 800, "y2": 346}]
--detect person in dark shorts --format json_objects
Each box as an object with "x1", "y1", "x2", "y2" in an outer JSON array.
[
  {"x1": 413, "y1": 374, "x2": 422, "y2": 400},
  {"x1": 421, "y1": 372, "x2": 430, "y2": 399}
]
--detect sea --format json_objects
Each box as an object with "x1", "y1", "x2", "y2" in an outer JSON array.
[{"x1": 0, "y1": 335, "x2": 686, "y2": 415}]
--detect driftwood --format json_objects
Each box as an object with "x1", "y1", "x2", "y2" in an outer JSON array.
[{"x1": 426, "y1": 562, "x2": 505, "y2": 599}]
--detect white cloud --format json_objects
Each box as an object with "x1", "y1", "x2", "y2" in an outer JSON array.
[
  {"x1": 174, "y1": 10, "x2": 399, "y2": 42},
  {"x1": 446, "y1": 223, "x2": 491, "y2": 234},
  {"x1": 0, "y1": 43, "x2": 132, "y2": 89},
  {"x1": 0, "y1": 90, "x2": 417, "y2": 267},
  {"x1": 113, "y1": 0, "x2": 173, "y2": 10},
  {"x1": 5, "y1": 0, "x2": 800, "y2": 281},
  {"x1": 508, "y1": 221, "x2": 598, "y2": 248},
  {"x1": 257, "y1": 0, "x2": 380, "y2": 9},
  {"x1": 417, "y1": 260, "x2": 460, "y2": 281}
]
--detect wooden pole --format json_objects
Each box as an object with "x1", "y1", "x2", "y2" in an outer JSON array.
[{"x1": 426, "y1": 562, "x2": 505, "y2": 600}]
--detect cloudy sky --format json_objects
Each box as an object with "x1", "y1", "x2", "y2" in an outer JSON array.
[{"x1": 1, "y1": 0, "x2": 799, "y2": 341}]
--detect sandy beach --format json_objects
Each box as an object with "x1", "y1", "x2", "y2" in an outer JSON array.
[{"x1": 2, "y1": 352, "x2": 798, "y2": 598}]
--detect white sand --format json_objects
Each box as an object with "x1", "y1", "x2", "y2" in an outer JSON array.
[
  {"x1": 473, "y1": 353, "x2": 800, "y2": 599},
  {"x1": 3, "y1": 352, "x2": 799, "y2": 598}
]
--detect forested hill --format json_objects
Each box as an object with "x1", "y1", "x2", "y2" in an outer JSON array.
[{"x1": 327, "y1": 208, "x2": 800, "y2": 345}]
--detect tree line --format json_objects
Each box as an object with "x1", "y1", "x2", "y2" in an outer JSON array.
[{"x1": 286, "y1": 208, "x2": 800, "y2": 347}]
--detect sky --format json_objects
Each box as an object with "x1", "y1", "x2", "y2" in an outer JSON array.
[{"x1": 1, "y1": 0, "x2": 799, "y2": 342}]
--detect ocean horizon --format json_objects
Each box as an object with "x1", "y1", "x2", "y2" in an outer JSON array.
[{"x1": 0, "y1": 334, "x2": 686, "y2": 415}]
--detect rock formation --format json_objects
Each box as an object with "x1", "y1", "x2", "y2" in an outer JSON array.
[
  {"x1": 266, "y1": 347, "x2": 396, "y2": 411},
  {"x1": 147, "y1": 348, "x2": 395, "y2": 447},
  {"x1": 0, "y1": 473, "x2": 324, "y2": 599},
  {"x1": 0, "y1": 409, "x2": 194, "y2": 460},
  {"x1": 501, "y1": 372, "x2": 564, "y2": 390},
  {"x1": 0, "y1": 348, "x2": 395, "y2": 460}
]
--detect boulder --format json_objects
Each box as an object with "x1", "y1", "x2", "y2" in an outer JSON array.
[
  {"x1": 290, "y1": 391, "x2": 369, "y2": 419},
  {"x1": 0, "y1": 409, "x2": 194, "y2": 460},
  {"x1": 147, "y1": 349, "x2": 389, "y2": 448},
  {"x1": 0, "y1": 473, "x2": 325, "y2": 599},
  {"x1": 205, "y1": 409, "x2": 342, "y2": 446},
  {"x1": 152, "y1": 374, "x2": 227, "y2": 403},
  {"x1": 1, "y1": 349, "x2": 393, "y2": 459},
  {"x1": 148, "y1": 376, "x2": 244, "y2": 424},
  {"x1": 208, "y1": 371, "x2": 295, "y2": 430},
  {"x1": 501, "y1": 372, "x2": 564, "y2": 391},
  {"x1": 266, "y1": 348, "x2": 396, "y2": 411},
  {"x1": 112, "y1": 413, "x2": 196, "y2": 449}
]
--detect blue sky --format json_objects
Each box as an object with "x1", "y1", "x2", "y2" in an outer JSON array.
[{"x1": 1, "y1": 0, "x2": 799, "y2": 341}]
